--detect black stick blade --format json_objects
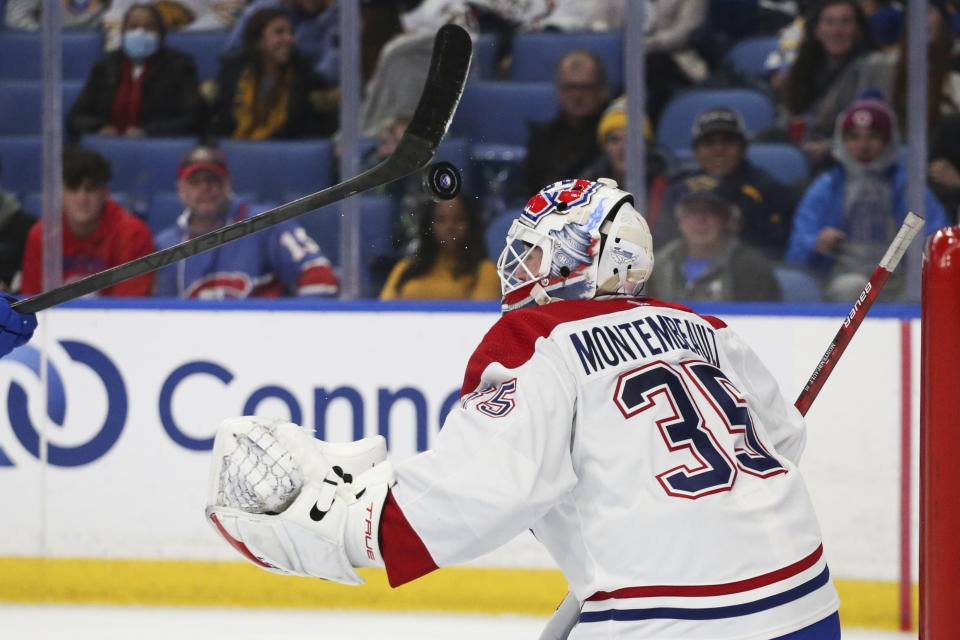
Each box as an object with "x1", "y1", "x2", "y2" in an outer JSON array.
[{"x1": 403, "y1": 24, "x2": 473, "y2": 155}]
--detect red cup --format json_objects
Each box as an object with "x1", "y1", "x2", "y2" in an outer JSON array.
[{"x1": 788, "y1": 118, "x2": 806, "y2": 145}]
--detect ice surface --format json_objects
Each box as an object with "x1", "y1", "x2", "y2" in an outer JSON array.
[{"x1": 0, "y1": 604, "x2": 919, "y2": 640}]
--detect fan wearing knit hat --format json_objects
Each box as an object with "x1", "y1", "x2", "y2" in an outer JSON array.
[
  {"x1": 786, "y1": 94, "x2": 950, "y2": 301},
  {"x1": 582, "y1": 97, "x2": 669, "y2": 226}
]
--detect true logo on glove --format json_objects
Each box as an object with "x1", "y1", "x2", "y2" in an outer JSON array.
[{"x1": 364, "y1": 502, "x2": 377, "y2": 561}]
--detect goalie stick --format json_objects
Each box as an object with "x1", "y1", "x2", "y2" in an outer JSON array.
[
  {"x1": 794, "y1": 210, "x2": 925, "y2": 416},
  {"x1": 12, "y1": 23, "x2": 472, "y2": 315}
]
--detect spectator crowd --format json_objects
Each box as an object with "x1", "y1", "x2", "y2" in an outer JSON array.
[{"x1": 0, "y1": 0, "x2": 957, "y2": 303}]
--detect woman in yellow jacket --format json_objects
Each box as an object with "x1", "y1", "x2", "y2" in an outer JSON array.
[{"x1": 380, "y1": 195, "x2": 501, "y2": 300}]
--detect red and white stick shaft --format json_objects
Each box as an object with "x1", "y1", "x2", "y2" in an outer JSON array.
[{"x1": 794, "y1": 211, "x2": 925, "y2": 416}]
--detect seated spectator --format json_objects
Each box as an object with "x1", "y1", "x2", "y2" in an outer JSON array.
[
  {"x1": 581, "y1": 96, "x2": 670, "y2": 229},
  {"x1": 776, "y1": 0, "x2": 878, "y2": 168},
  {"x1": 358, "y1": 27, "x2": 436, "y2": 136},
  {"x1": 929, "y1": 113, "x2": 960, "y2": 224},
  {"x1": 521, "y1": 50, "x2": 610, "y2": 198},
  {"x1": 848, "y1": 2, "x2": 960, "y2": 135},
  {"x1": 380, "y1": 194, "x2": 500, "y2": 300},
  {"x1": 103, "y1": 0, "x2": 244, "y2": 51},
  {"x1": 655, "y1": 107, "x2": 798, "y2": 260},
  {"x1": 786, "y1": 96, "x2": 950, "y2": 301},
  {"x1": 20, "y1": 146, "x2": 155, "y2": 297},
  {"x1": 645, "y1": 173, "x2": 783, "y2": 303},
  {"x1": 66, "y1": 3, "x2": 202, "y2": 138},
  {"x1": 153, "y1": 146, "x2": 339, "y2": 298},
  {"x1": 209, "y1": 6, "x2": 335, "y2": 139},
  {"x1": 4, "y1": 0, "x2": 107, "y2": 30},
  {"x1": 0, "y1": 153, "x2": 36, "y2": 293},
  {"x1": 225, "y1": 0, "x2": 340, "y2": 86},
  {"x1": 644, "y1": 0, "x2": 709, "y2": 124}
]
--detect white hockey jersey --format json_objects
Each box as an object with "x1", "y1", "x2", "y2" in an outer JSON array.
[{"x1": 379, "y1": 297, "x2": 839, "y2": 639}]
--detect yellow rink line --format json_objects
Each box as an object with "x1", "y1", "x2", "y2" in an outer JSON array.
[{"x1": 0, "y1": 558, "x2": 917, "y2": 630}]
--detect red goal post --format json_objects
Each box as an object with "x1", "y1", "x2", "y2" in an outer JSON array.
[{"x1": 920, "y1": 225, "x2": 960, "y2": 639}]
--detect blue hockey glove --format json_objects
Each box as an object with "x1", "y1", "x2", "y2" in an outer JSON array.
[{"x1": 0, "y1": 293, "x2": 37, "y2": 357}]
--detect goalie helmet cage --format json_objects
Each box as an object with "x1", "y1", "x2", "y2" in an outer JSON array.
[{"x1": 920, "y1": 224, "x2": 960, "y2": 639}]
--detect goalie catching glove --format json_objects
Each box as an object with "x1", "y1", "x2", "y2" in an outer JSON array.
[{"x1": 205, "y1": 416, "x2": 394, "y2": 585}]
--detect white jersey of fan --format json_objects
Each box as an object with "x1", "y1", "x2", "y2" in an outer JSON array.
[{"x1": 386, "y1": 296, "x2": 839, "y2": 639}]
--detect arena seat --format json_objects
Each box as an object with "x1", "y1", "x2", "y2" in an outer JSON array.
[
  {"x1": 80, "y1": 136, "x2": 195, "y2": 197},
  {"x1": 747, "y1": 143, "x2": 810, "y2": 185},
  {"x1": 146, "y1": 191, "x2": 184, "y2": 234},
  {"x1": 484, "y1": 210, "x2": 518, "y2": 262},
  {"x1": 450, "y1": 81, "x2": 557, "y2": 146},
  {"x1": 0, "y1": 31, "x2": 104, "y2": 80},
  {"x1": 217, "y1": 139, "x2": 334, "y2": 204},
  {"x1": 0, "y1": 135, "x2": 42, "y2": 193},
  {"x1": 720, "y1": 35, "x2": 780, "y2": 79},
  {"x1": 0, "y1": 80, "x2": 83, "y2": 135},
  {"x1": 165, "y1": 31, "x2": 229, "y2": 81},
  {"x1": 656, "y1": 88, "x2": 776, "y2": 152},
  {"x1": 773, "y1": 266, "x2": 823, "y2": 303},
  {"x1": 469, "y1": 143, "x2": 527, "y2": 213},
  {"x1": 667, "y1": 141, "x2": 811, "y2": 186},
  {"x1": 297, "y1": 194, "x2": 396, "y2": 296},
  {"x1": 471, "y1": 32, "x2": 499, "y2": 80},
  {"x1": 510, "y1": 31, "x2": 624, "y2": 89},
  {"x1": 434, "y1": 136, "x2": 471, "y2": 194},
  {"x1": 297, "y1": 195, "x2": 394, "y2": 263}
]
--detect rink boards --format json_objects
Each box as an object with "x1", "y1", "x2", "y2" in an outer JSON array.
[{"x1": 0, "y1": 300, "x2": 920, "y2": 629}]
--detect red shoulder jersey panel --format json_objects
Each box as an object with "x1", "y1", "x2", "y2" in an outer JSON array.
[{"x1": 460, "y1": 297, "x2": 726, "y2": 396}]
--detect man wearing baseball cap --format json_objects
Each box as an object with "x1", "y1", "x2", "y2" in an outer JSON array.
[
  {"x1": 786, "y1": 95, "x2": 949, "y2": 301},
  {"x1": 646, "y1": 172, "x2": 782, "y2": 302},
  {"x1": 654, "y1": 106, "x2": 797, "y2": 261},
  {"x1": 152, "y1": 145, "x2": 339, "y2": 299}
]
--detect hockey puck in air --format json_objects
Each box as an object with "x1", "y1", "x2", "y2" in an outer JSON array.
[{"x1": 423, "y1": 161, "x2": 462, "y2": 201}]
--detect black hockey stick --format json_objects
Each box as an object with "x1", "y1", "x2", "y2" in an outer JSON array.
[{"x1": 13, "y1": 24, "x2": 472, "y2": 314}]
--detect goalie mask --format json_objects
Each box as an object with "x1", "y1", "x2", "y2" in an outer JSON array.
[{"x1": 497, "y1": 178, "x2": 654, "y2": 312}]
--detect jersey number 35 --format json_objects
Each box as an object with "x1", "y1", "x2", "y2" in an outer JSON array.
[{"x1": 614, "y1": 360, "x2": 786, "y2": 499}]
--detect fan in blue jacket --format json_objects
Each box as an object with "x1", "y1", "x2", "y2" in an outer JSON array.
[{"x1": 786, "y1": 96, "x2": 949, "y2": 300}]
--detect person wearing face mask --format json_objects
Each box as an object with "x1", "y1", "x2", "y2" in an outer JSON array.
[
  {"x1": 66, "y1": 3, "x2": 202, "y2": 138},
  {"x1": 209, "y1": 6, "x2": 334, "y2": 139}
]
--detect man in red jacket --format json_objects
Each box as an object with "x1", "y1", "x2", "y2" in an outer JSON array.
[{"x1": 20, "y1": 145, "x2": 155, "y2": 297}]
